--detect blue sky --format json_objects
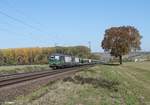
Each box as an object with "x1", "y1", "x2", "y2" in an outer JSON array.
[{"x1": 0, "y1": 0, "x2": 150, "y2": 52}]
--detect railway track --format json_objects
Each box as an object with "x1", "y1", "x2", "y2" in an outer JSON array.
[{"x1": 0, "y1": 65, "x2": 93, "y2": 87}]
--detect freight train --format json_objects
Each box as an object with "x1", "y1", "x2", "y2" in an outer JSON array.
[{"x1": 48, "y1": 53, "x2": 100, "y2": 69}]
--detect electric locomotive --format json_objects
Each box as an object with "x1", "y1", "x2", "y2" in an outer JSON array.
[{"x1": 48, "y1": 53, "x2": 100, "y2": 69}]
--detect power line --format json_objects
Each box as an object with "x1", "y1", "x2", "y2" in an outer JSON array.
[
  {"x1": 0, "y1": 1, "x2": 58, "y2": 44},
  {"x1": 0, "y1": 0, "x2": 59, "y2": 39},
  {"x1": 0, "y1": 0, "x2": 43, "y2": 26},
  {"x1": 0, "y1": 10, "x2": 41, "y2": 32}
]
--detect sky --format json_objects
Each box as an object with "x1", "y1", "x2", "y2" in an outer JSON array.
[{"x1": 0, "y1": 0, "x2": 150, "y2": 52}]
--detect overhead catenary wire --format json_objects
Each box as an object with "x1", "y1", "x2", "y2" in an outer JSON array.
[
  {"x1": 0, "y1": 0, "x2": 44, "y2": 26},
  {"x1": 0, "y1": 9, "x2": 58, "y2": 40},
  {"x1": 0, "y1": 1, "x2": 60, "y2": 45},
  {"x1": 0, "y1": 10, "x2": 41, "y2": 32},
  {"x1": 0, "y1": 0, "x2": 61, "y2": 39}
]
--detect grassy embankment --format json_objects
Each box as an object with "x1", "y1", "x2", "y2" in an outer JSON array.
[
  {"x1": 0, "y1": 65, "x2": 50, "y2": 74},
  {"x1": 4, "y1": 62, "x2": 150, "y2": 105}
]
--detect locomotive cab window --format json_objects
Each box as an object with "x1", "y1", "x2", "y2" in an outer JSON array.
[
  {"x1": 55, "y1": 56, "x2": 60, "y2": 60},
  {"x1": 50, "y1": 56, "x2": 54, "y2": 60}
]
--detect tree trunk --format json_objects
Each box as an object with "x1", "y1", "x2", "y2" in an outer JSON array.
[{"x1": 119, "y1": 55, "x2": 122, "y2": 64}]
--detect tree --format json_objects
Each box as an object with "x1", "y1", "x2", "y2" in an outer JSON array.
[
  {"x1": 101, "y1": 26, "x2": 142, "y2": 64},
  {"x1": 0, "y1": 46, "x2": 94, "y2": 65}
]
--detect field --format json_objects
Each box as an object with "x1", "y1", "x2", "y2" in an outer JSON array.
[
  {"x1": 4, "y1": 62, "x2": 150, "y2": 105},
  {"x1": 0, "y1": 65, "x2": 49, "y2": 74}
]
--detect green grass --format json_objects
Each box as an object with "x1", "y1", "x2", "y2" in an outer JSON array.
[
  {"x1": 4, "y1": 62, "x2": 150, "y2": 105},
  {"x1": 0, "y1": 65, "x2": 50, "y2": 74}
]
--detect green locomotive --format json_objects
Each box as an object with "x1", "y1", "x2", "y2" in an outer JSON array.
[{"x1": 48, "y1": 53, "x2": 100, "y2": 69}]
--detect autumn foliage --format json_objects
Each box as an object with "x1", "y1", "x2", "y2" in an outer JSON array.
[
  {"x1": 0, "y1": 46, "x2": 97, "y2": 65},
  {"x1": 101, "y1": 26, "x2": 142, "y2": 64}
]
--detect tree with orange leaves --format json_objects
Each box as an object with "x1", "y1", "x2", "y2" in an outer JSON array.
[{"x1": 101, "y1": 26, "x2": 142, "y2": 64}]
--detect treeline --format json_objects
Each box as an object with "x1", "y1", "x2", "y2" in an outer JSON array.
[{"x1": 0, "y1": 46, "x2": 100, "y2": 66}]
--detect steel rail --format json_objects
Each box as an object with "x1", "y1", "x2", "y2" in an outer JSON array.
[{"x1": 0, "y1": 65, "x2": 93, "y2": 87}]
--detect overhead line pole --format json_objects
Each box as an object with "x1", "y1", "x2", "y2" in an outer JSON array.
[{"x1": 88, "y1": 41, "x2": 91, "y2": 52}]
